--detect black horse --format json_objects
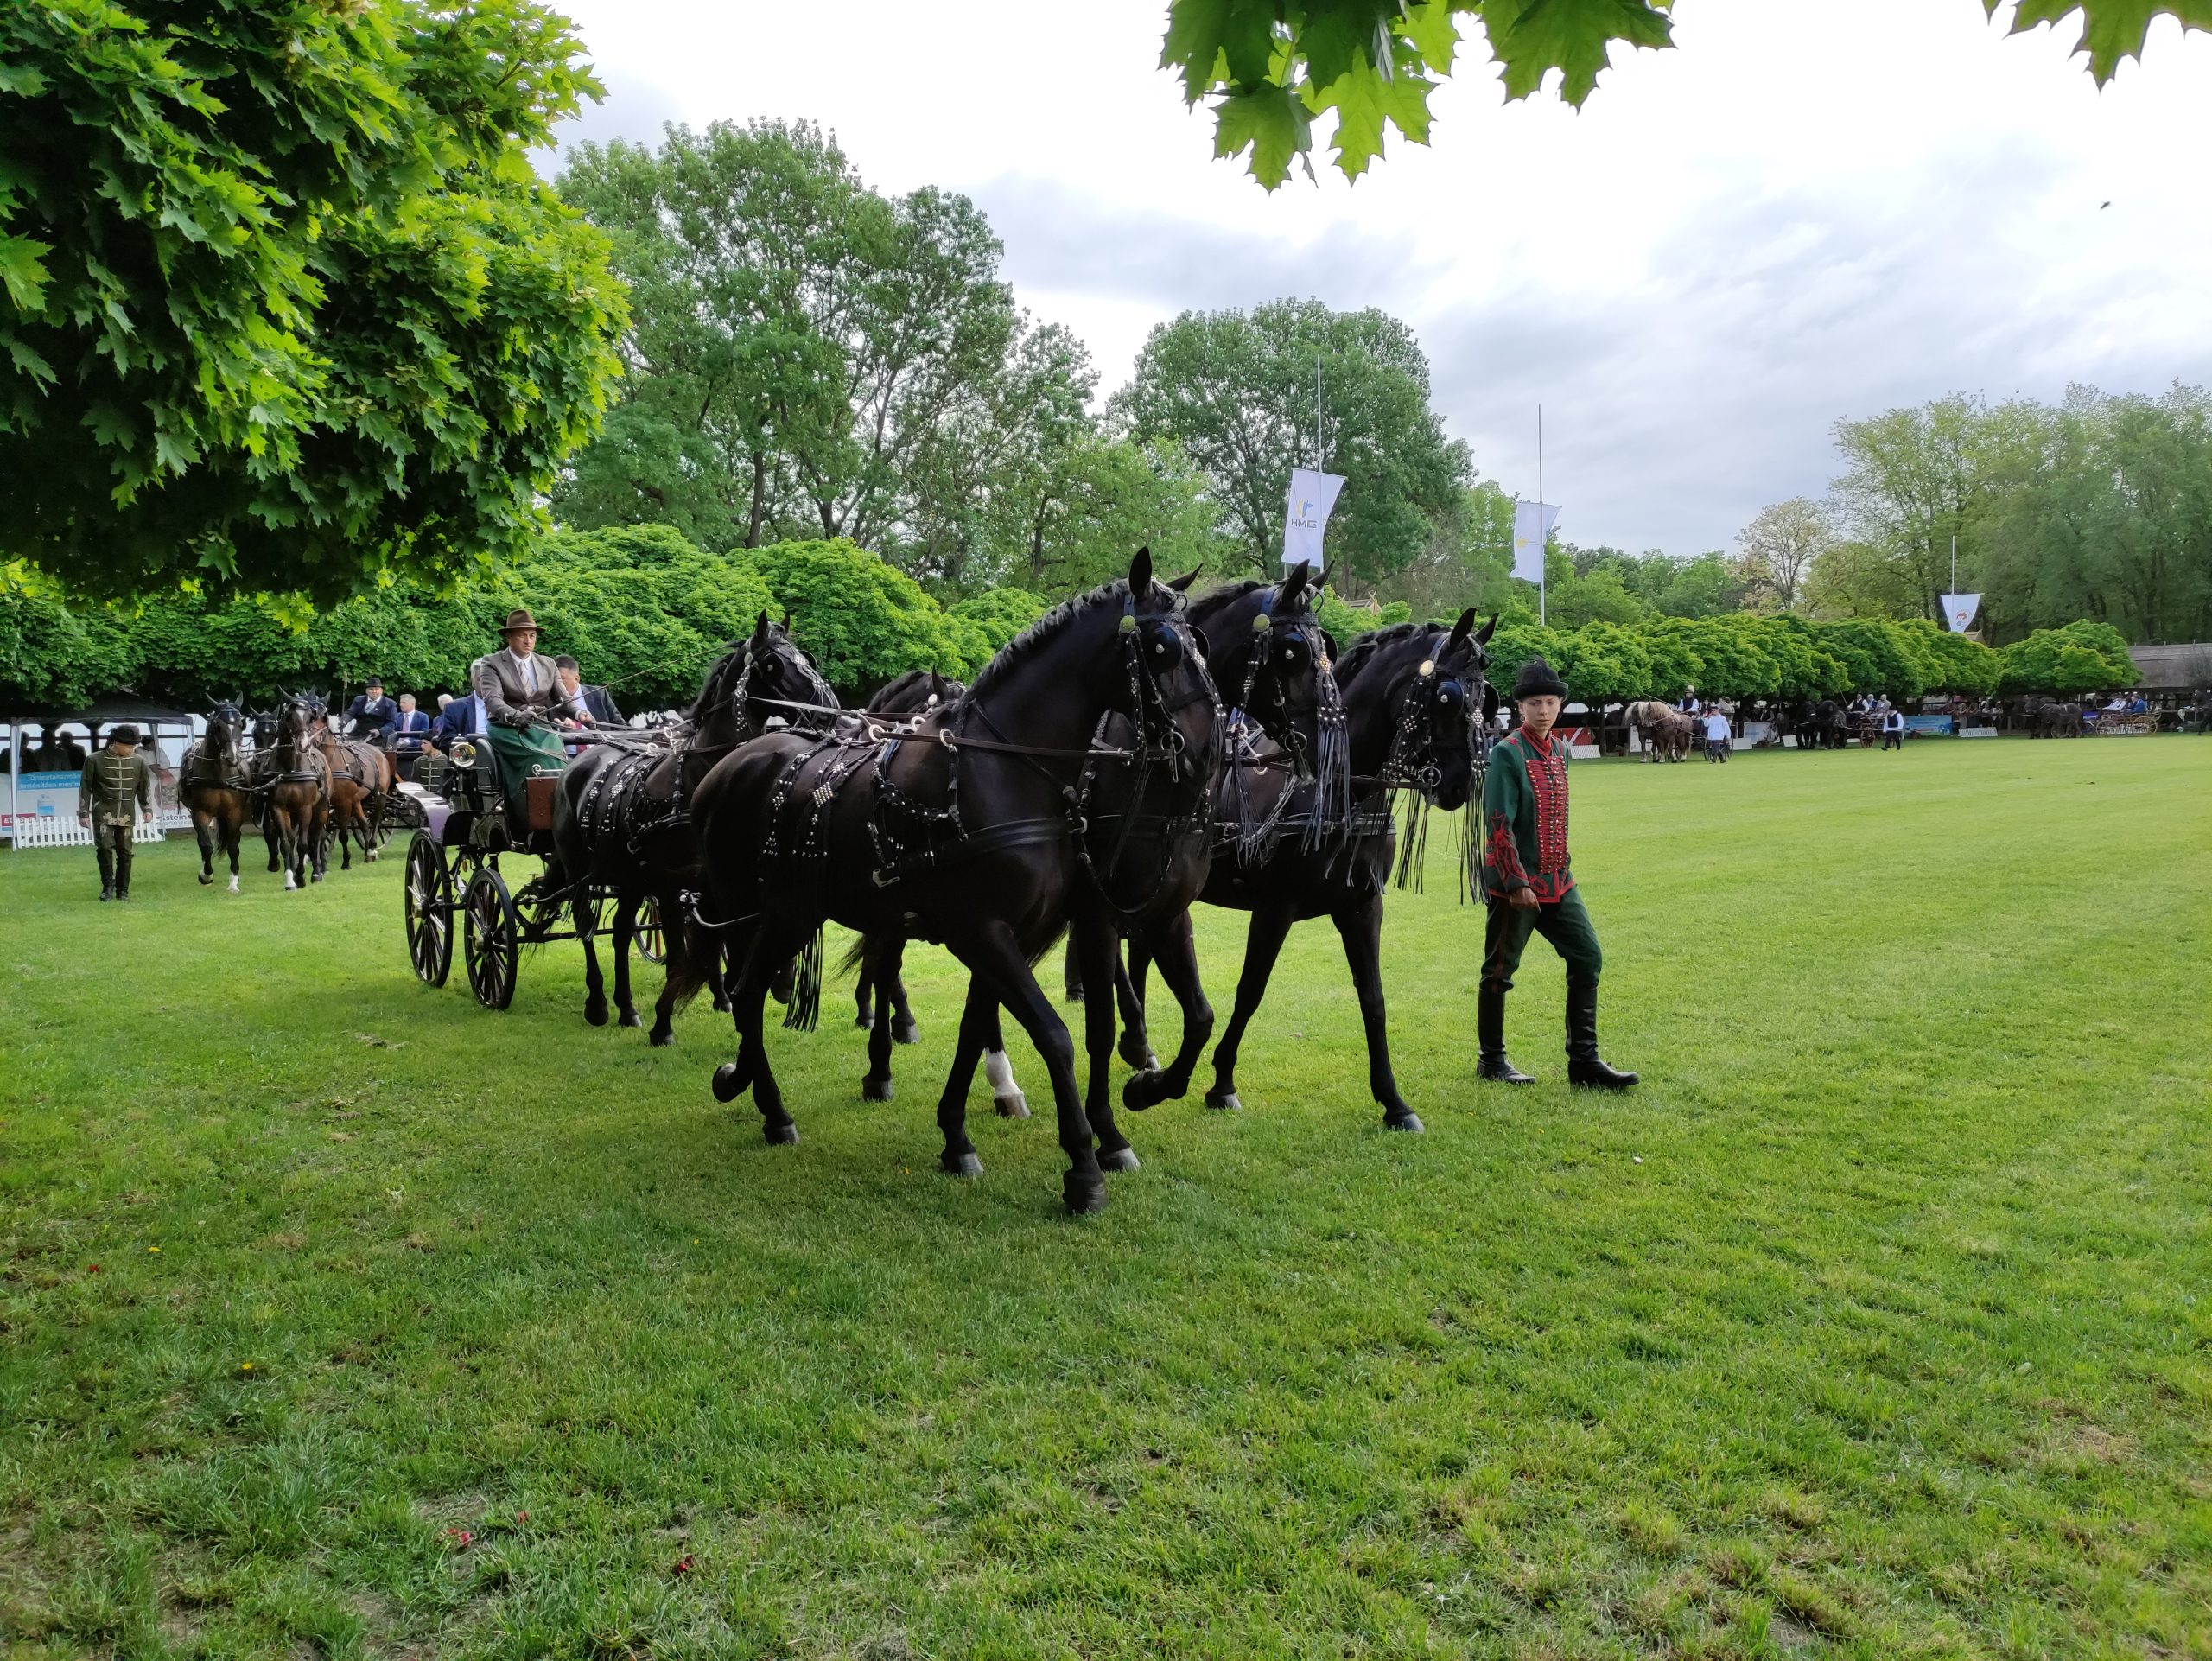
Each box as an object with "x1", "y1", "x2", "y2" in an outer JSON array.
[
  {"x1": 682, "y1": 550, "x2": 1217, "y2": 1212},
  {"x1": 1123, "y1": 612, "x2": 1494, "y2": 1132},
  {"x1": 551, "y1": 614, "x2": 839, "y2": 1043},
  {"x1": 847, "y1": 668, "x2": 968, "y2": 1049},
  {"x1": 850, "y1": 564, "x2": 1338, "y2": 1149}
]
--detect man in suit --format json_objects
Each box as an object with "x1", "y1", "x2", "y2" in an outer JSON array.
[
  {"x1": 388, "y1": 693, "x2": 431, "y2": 779},
  {"x1": 343, "y1": 677, "x2": 398, "y2": 738},
  {"x1": 554, "y1": 656, "x2": 622, "y2": 725},
  {"x1": 468, "y1": 608, "x2": 576, "y2": 825},
  {"x1": 431, "y1": 691, "x2": 479, "y2": 751}
]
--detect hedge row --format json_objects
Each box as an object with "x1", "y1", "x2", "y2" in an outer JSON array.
[{"x1": 1, "y1": 530, "x2": 2145, "y2": 715}]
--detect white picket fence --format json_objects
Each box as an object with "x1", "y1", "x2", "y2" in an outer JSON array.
[{"x1": 10, "y1": 816, "x2": 173, "y2": 850}]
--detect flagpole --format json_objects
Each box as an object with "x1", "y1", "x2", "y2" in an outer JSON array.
[
  {"x1": 1537, "y1": 404, "x2": 1546, "y2": 628},
  {"x1": 1315, "y1": 355, "x2": 1324, "y2": 473}
]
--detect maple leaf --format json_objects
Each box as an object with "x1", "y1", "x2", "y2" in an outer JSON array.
[
  {"x1": 1211, "y1": 85, "x2": 1314, "y2": 190},
  {"x1": 1478, "y1": 0, "x2": 1675, "y2": 106},
  {"x1": 1993, "y1": 0, "x2": 2212, "y2": 83}
]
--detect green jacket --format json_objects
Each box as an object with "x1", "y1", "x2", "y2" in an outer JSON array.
[
  {"x1": 79, "y1": 748, "x2": 154, "y2": 829},
  {"x1": 1481, "y1": 726, "x2": 1574, "y2": 903}
]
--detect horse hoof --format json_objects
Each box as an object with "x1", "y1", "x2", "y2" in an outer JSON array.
[
  {"x1": 892, "y1": 1018, "x2": 919, "y2": 1046},
  {"x1": 942, "y1": 1150, "x2": 983, "y2": 1178},
  {"x1": 227, "y1": 878, "x2": 238, "y2": 894},
  {"x1": 1386, "y1": 1111, "x2": 1426, "y2": 1134},
  {"x1": 1122, "y1": 1071, "x2": 1165, "y2": 1112},
  {"x1": 710, "y1": 1063, "x2": 747, "y2": 1103},
  {"x1": 711, "y1": 996, "x2": 731, "y2": 1015},
  {"x1": 855, "y1": 1013, "x2": 874, "y2": 1030},
  {"x1": 993, "y1": 1092, "x2": 1030, "y2": 1119},
  {"x1": 649, "y1": 1028, "x2": 674, "y2": 1048},
  {"x1": 585, "y1": 1000, "x2": 609, "y2": 1028},
  {"x1": 862, "y1": 1074, "x2": 894, "y2": 1103},
  {"x1": 1117, "y1": 1035, "x2": 1155, "y2": 1072},
  {"x1": 618, "y1": 1009, "x2": 642, "y2": 1029},
  {"x1": 198, "y1": 872, "x2": 213, "y2": 886},
  {"x1": 283, "y1": 875, "x2": 297, "y2": 892},
  {"x1": 763, "y1": 1121, "x2": 799, "y2": 1147},
  {"x1": 1205, "y1": 1089, "x2": 1241, "y2": 1112},
  {"x1": 1063, "y1": 1174, "x2": 1109, "y2": 1215},
  {"x1": 1098, "y1": 1145, "x2": 1141, "y2": 1174}
]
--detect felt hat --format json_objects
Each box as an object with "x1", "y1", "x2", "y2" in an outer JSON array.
[
  {"x1": 1510, "y1": 655, "x2": 1567, "y2": 700},
  {"x1": 499, "y1": 608, "x2": 539, "y2": 637},
  {"x1": 111, "y1": 723, "x2": 141, "y2": 745},
  {"x1": 365, "y1": 673, "x2": 385, "y2": 688}
]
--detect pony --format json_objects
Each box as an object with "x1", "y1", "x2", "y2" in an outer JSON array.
[
  {"x1": 179, "y1": 699, "x2": 253, "y2": 892},
  {"x1": 680, "y1": 550, "x2": 1214, "y2": 1213},
  {"x1": 1624, "y1": 700, "x2": 1694, "y2": 762},
  {"x1": 1122, "y1": 611, "x2": 1495, "y2": 1131},
  {"x1": 551, "y1": 614, "x2": 840, "y2": 1042}
]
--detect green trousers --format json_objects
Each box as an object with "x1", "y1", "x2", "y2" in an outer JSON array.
[
  {"x1": 1481, "y1": 885, "x2": 1603, "y2": 994},
  {"x1": 482, "y1": 722, "x2": 566, "y2": 828}
]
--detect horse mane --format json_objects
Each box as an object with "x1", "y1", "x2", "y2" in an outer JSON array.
[
  {"x1": 961, "y1": 577, "x2": 1133, "y2": 704},
  {"x1": 1334, "y1": 620, "x2": 1434, "y2": 684}
]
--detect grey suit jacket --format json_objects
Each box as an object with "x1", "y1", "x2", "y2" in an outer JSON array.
[{"x1": 470, "y1": 649, "x2": 577, "y2": 729}]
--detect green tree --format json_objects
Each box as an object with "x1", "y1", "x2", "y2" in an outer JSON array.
[
  {"x1": 1159, "y1": 1, "x2": 2205, "y2": 188},
  {"x1": 1376, "y1": 480, "x2": 1516, "y2": 620},
  {"x1": 987, "y1": 435, "x2": 1224, "y2": 597},
  {"x1": 1114, "y1": 298, "x2": 1471, "y2": 589},
  {"x1": 0, "y1": 566, "x2": 136, "y2": 710},
  {"x1": 1734, "y1": 498, "x2": 1833, "y2": 614},
  {"x1": 2, "y1": 0, "x2": 626, "y2": 603},
  {"x1": 556, "y1": 121, "x2": 1030, "y2": 570},
  {"x1": 737, "y1": 538, "x2": 980, "y2": 694},
  {"x1": 1996, "y1": 620, "x2": 2139, "y2": 695}
]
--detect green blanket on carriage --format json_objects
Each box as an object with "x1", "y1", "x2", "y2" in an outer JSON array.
[{"x1": 482, "y1": 722, "x2": 567, "y2": 829}]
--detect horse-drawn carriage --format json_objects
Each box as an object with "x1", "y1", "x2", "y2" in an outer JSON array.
[{"x1": 397, "y1": 733, "x2": 664, "y2": 1009}]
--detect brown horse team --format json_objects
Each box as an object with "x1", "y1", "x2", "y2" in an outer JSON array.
[{"x1": 178, "y1": 692, "x2": 394, "y2": 892}]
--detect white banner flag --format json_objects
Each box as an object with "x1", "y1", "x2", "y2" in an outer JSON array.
[
  {"x1": 1940, "y1": 593, "x2": 1981, "y2": 633},
  {"x1": 1282, "y1": 468, "x2": 1346, "y2": 570},
  {"x1": 1511, "y1": 500, "x2": 1560, "y2": 583}
]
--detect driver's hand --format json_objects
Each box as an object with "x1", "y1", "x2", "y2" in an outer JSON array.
[{"x1": 1509, "y1": 885, "x2": 1540, "y2": 911}]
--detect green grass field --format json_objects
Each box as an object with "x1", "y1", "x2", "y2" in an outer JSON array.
[{"x1": 3, "y1": 738, "x2": 2209, "y2": 1660}]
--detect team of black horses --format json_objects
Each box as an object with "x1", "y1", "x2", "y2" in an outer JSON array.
[{"x1": 541, "y1": 550, "x2": 1496, "y2": 1212}]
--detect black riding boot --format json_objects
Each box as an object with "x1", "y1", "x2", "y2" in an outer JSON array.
[
  {"x1": 115, "y1": 840, "x2": 134, "y2": 901},
  {"x1": 96, "y1": 838, "x2": 115, "y2": 901},
  {"x1": 1566, "y1": 980, "x2": 1637, "y2": 1090},
  {"x1": 1477, "y1": 983, "x2": 1535, "y2": 1084}
]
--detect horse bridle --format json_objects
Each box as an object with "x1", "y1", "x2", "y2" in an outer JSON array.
[
  {"x1": 188, "y1": 704, "x2": 247, "y2": 786},
  {"x1": 1228, "y1": 593, "x2": 1340, "y2": 779},
  {"x1": 1377, "y1": 636, "x2": 1486, "y2": 796}
]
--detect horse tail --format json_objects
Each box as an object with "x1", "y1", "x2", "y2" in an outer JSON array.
[{"x1": 660, "y1": 902, "x2": 718, "y2": 1013}]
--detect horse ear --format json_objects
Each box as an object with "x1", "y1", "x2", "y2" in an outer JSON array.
[
  {"x1": 753, "y1": 610, "x2": 771, "y2": 641},
  {"x1": 1281, "y1": 561, "x2": 1312, "y2": 604},
  {"x1": 782, "y1": 611, "x2": 794, "y2": 633},
  {"x1": 1167, "y1": 567, "x2": 1202, "y2": 592},
  {"x1": 1450, "y1": 608, "x2": 1478, "y2": 646},
  {"x1": 1129, "y1": 545, "x2": 1154, "y2": 595},
  {"x1": 1474, "y1": 613, "x2": 1498, "y2": 646}
]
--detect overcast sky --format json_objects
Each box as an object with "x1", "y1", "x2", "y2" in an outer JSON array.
[{"x1": 543, "y1": 1, "x2": 2212, "y2": 557}]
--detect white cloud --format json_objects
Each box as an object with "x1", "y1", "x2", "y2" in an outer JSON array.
[{"x1": 545, "y1": 0, "x2": 2212, "y2": 556}]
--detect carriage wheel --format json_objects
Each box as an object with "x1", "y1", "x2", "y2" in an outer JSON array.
[
  {"x1": 515, "y1": 873, "x2": 567, "y2": 945},
  {"x1": 632, "y1": 894, "x2": 668, "y2": 965},
  {"x1": 462, "y1": 865, "x2": 521, "y2": 1011},
  {"x1": 403, "y1": 832, "x2": 454, "y2": 989}
]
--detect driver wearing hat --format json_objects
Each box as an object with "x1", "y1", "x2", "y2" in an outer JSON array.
[{"x1": 468, "y1": 609, "x2": 586, "y2": 824}]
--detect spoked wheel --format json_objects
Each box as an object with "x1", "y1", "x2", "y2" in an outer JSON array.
[
  {"x1": 515, "y1": 873, "x2": 567, "y2": 945},
  {"x1": 462, "y1": 865, "x2": 521, "y2": 1010},
  {"x1": 632, "y1": 894, "x2": 668, "y2": 965},
  {"x1": 403, "y1": 831, "x2": 454, "y2": 989}
]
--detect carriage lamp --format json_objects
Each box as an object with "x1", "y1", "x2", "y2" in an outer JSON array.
[{"x1": 449, "y1": 740, "x2": 479, "y2": 769}]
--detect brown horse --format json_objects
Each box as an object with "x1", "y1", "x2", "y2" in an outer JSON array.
[
  {"x1": 256, "y1": 695, "x2": 330, "y2": 889},
  {"x1": 179, "y1": 699, "x2": 254, "y2": 892},
  {"x1": 314, "y1": 715, "x2": 396, "y2": 869},
  {"x1": 1625, "y1": 701, "x2": 1694, "y2": 761}
]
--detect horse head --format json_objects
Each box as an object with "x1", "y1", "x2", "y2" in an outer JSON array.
[
  {"x1": 1112, "y1": 548, "x2": 1222, "y2": 786},
  {"x1": 1338, "y1": 610, "x2": 1496, "y2": 811},
  {"x1": 204, "y1": 699, "x2": 246, "y2": 768},
  {"x1": 1188, "y1": 561, "x2": 1338, "y2": 781}
]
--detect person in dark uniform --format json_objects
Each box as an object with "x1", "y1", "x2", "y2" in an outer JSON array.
[
  {"x1": 342, "y1": 677, "x2": 398, "y2": 739},
  {"x1": 431, "y1": 690, "x2": 482, "y2": 751},
  {"x1": 79, "y1": 723, "x2": 155, "y2": 901},
  {"x1": 554, "y1": 656, "x2": 622, "y2": 725},
  {"x1": 1477, "y1": 656, "x2": 1637, "y2": 1090}
]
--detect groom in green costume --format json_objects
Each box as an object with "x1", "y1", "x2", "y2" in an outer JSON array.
[
  {"x1": 1478, "y1": 654, "x2": 1637, "y2": 1090},
  {"x1": 468, "y1": 608, "x2": 580, "y2": 828}
]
